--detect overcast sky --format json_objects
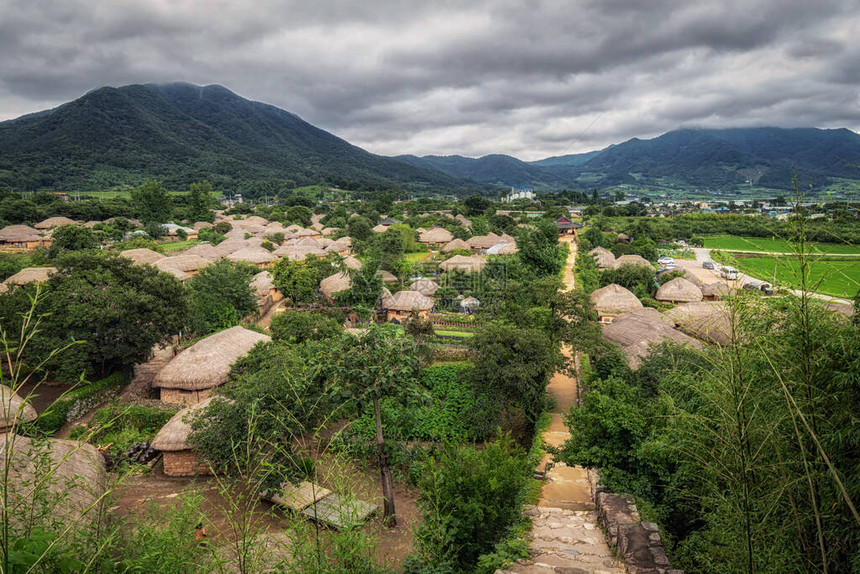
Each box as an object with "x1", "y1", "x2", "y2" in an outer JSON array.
[{"x1": 1, "y1": 0, "x2": 859, "y2": 160}]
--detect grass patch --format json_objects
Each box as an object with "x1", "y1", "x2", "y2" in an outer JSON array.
[
  {"x1": 716, "y1": 252, "x2": 860, "y2": 298},
  {"x1": 158, "y1": 239, "x2": 201, "y2": 252},
  {"x1": 704, "y1": 234, "x2": 860, "y2": 255},
  {"x1": 405, "y1": 252, "x2": 432, "y2": 262},
  {"x1": 435, "y1": 330, "x2": 475, "y2": 338}
]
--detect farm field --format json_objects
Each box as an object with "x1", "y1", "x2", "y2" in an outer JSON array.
[
  {"x1": 704, "y1": 234, "x2": 860, "y2": 255},
  {"x1": 717, "y1": 253, "x2": 860, "y2": 298}
]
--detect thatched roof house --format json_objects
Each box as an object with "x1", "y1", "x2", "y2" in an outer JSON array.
[
  {"x1": 377, "y1": 270, "x2": 399, "y2": 284},
  {"x1": 0, "y1": 225, "x2": 50, "y2": 251},
  {"x1": 1, "y1": 434, "x2": 106, "y2": 527},
  {"x1": 602, "y1": 308, "x2": 702, "y2": 368},
  {"x1": 226, "y1": 247, "x2": 277, "y2": 267},
  {"x1": 419, "y1": 227, "x2": 454, "y2": 246},
  {"x1": 34, "y1": 217, "x2": 77, "y2": 230},
  {"x1": 589, "y1": 247, "x2": 616, "y2": 269},
  {"x1": 320, "y1": 272, "x2": 351, "y2": 301},
  {"x1": 193, "y1": 221, "x2": 213, "y2": 230},
  {"x1": 590, "y1": 283, "x2": 643, "y2": 320},
  {"x1": 1, "y1": 386, "x2": 37, "y2": 433},
  {"x1": 153, "y1": 326, "x2": 271, "y2": 404},
  {"x1": 235, "y1": 216, "x2": 269, "y2": 227},
  {"x1": 295, "y1": 228, "x2": 320, "y2": 238},
  {"x1": 614, "y1": 254, "x2": 652, "y2": 269},
  {"x1": 656, "y1": 277, "x2": 704, "y2": 303},
  {"x1": 381, "y1": 290, "x2": 434, "y2": 321},
  {"x1": 467, "y1": 233, "x2": 503, "y2": 252},
  {"x1": 486, "y1": 242, "x2": 518, "y2": 255},
  {"x1": 455, "y1": 214, "x2": 472, "y2": 229},
  {"x1": 83, "y1": 220, "x2": 101, "y2": 228},
  {"x1": 251, "y1": 271, "x2": 282, "y2": 313},
  {"x1": 183, "y1": 244, "x2": 221, "y2": 261},
  {"x1": 151, "y1": 397, "x2": 217, "y2": 476},
  {"x1": 264, "y1": 221, "x2": 286, "y2": 233},
  {"x1": 157, "y1": 266, "x2": 191, "y2": 282},
  {"x1": 213, "y1": 239, "x2": 250, "y2": 257},
  {"x1": 155, "y1": 254, "x2": 212, "y2": 275},
  {"x1": 343, "y1": 256, "x2": 363, "y2": 270},
  {"x1": 120, "y1": 248, "x2": 165, "y2": 266},
  {"x1": 2, "y1": 267, "x2": 57, "y2": 287},
  {"x1": 438, "y1": 254, "x2": 487, "y2": 274},
  {"x1": 371, "y1": 224, "x2": 388, "y2": 234},
  {"x1": 665, "y1": 302, "x2": 734, "y2": 345},
  {"x1": 409, "y1": 279, "x2": 440, "y2": 297},
  {"x1": 326, "y1": 239, "x2": 351, "y2": 255},
  {"x1": 441, "y1": 238, "x2": 471, "y2": 253},
  {"x1": 615, "y1": 233, "x2": 630, "y2": 243},
  {"x1": 295, "y1": 237, "x2": 324, "y2": 249},
  {"x1": 274, "y1": 245, "x2": 327, "y2": 261}
]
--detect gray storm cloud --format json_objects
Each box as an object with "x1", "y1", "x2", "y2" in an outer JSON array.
[{"x1": 0, "y1": 0, "x2": 858, "y2": 160}]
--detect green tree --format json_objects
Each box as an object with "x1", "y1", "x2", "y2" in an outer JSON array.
[
  {"x1": 270, "y1": 311, "x2": 342, "y2": 345},
  {"x1": 47, "y1": 225, "x2": 98, "y2": 256},
  {"x1": 271, "y1": 257, "x2": 325, "y2": 304},
  {"x1": 187, "y1": 180, "x2": 214, "y2": 223},
  {"x1": 322, "y1": 325, "x2": 420, "y2": 526},
  {"x1": 187, "y1": 260, "x2": 257, "y2": 334},
  {"x1": 468, "y1": 322, "x2": 561, "y2": 432},
  {"x1": 286, "y1": 205, "x2": 313, "y2": 227},
  {"x1": 464, "y1": 194, "x2": 491, "y2": 216},
  {"x1": 517, "y1": 220, "x2": 566, "y2": 277},
  {"x1": 131, "y1": 180, "x2": 172, "y2": 224},
  {"x1": 0, "y1": 252, "x2": 188, "y2": 380}
]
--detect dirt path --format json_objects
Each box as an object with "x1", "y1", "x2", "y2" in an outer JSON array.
[{"x1": 506, "y1": 238, "x2": 624, "y2": 574}]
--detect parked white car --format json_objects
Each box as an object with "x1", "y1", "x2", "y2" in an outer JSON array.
[
  {"x1": 657, "y1": 256, "x2": 675, "y2": 265},
  {"x1": 721, "y1": 266, "x2": 739, "y2": 280}
]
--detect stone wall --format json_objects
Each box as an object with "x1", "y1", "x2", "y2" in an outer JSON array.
[{"x1": 590, "y1": 470, "x2": 683, "y2": 574}]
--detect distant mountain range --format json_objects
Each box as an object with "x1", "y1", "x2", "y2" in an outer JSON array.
[
  {"x1": 0, "y1": 83, "x2": 493, "y2": 195},
  {"x1": 1, "y1": 82, "x2": 858, "y2": 195},
  {"x1": 397, "y1": 128, "x2": 860, "y2": 193}
]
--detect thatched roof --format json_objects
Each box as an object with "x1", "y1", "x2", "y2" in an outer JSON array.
[
  {"x1": 590, "y1": 283, "x2": 643, "y2": 315},
  {"x1": 183, "y1": 244, "x2": 221, "y2": 261},
  {"x1": 264, "y1": 221, "x2": 286, "y2": 233},
  {"x1": 342, "y1": 256, "x2": 362, "y2": 270},
  {"x1": 419, "y1": 227, "x2": 454, "y2": 244},
  {"x1": 153, "y1": 326, "x2": 271, "y2": 391},
  {"x1": 455, "y1": 214, "x2": 472, "y2": 228},
  {"x1": 285, "y1": 224, "x2": 304, "y2": 233},
  {"x1": 155, "y1": 254, "x2": 213, "y2": 273},
  {"x1": 83, "y1": 220, "x2": 102, "y2": 228},
  {"x1": 235, "y1": 223, "x2": 266, "y2": 235},
  {"x1": 237, "y1": 216, "x2": 270, "y2": 227},
  {"x1": 320, "y1": 272, "x2": 351, "y2": 299},
  {"x1": 1, "y1": 434, "x2": 106, "y2": 527},
  {"x1": 0, "y1": 225, "x2": 43, "y2": 243},
  {"x1": 438, "y1": 254, "x2": 487, "y2": 273},
  {"x1": 34, "y1": 217, "x2": 77, "y2": 229},
  {"x1": 193, "y1": 221, "x2": 213, "y2": 230},
  {"x1": 460, "y1": 296, "x2": 480, "y2": 310},
  {"x1": 250, "y1": 271, "x2": 276, "y2": 297},
  {"x1": 589, "y1": 247, "x2": 616, "y2": 269},
  {"x1": 326, "y1": 239, "x2": 350, "y2": 254},
  {"x1": 151, "y1": 397, "x2": 215, "y2": 451},
  {"x1": 377, "y1": 270, "x2": 398, "y2": 284},
  {"x1": 614, "y1": 254, "x2": 652, "y2": 269},
  {"x1": 486, "y1": 242, "x2": 518, "y2": 255},
  {"x1": 223, "y1": 227, "x2": 247, "y2": 240},
  {"x1": 213, "y1": 239, "x2": 249, "y2": 257},
  {"x1": 665, "y1": 302, "x2": 733, "y2": 345},
  {"x1": 467, "y1": 234, "x2": 504, "y2": 250},
  {"x1": 295, "y1": 228, "x2": 319, "y2": 238},
  {"x1": 3, "y1": 267, "x2": 56, "y2": 286},
  {"x1": 162, "y1": 223, "x2": 196, "y2": 236},
  {"x1": 616, "y1": 233, "x2": 630, "y2": 243},
  {"x1": 1, "y1": 386, "x2": 37, "y2": 431},
  {"x1": 602, "y1": 308, "x2": 702, "y2": 368},
  {"x1": 371, "y1": 224, "x2": 388, "y2": 234},
  {"x1": 321, "y1": 227, "x2": 338, "y2": 236},
  {"x1": 226, "y1": 247, "x2": 277, "y2": 265},
  {"x1": 380, "y1": 287, "x2": 394, "y2": 308},
  {"x1": 383, "y1": 290, "x2": 434, "y2": 312},
  {"x1": 656, "y1": 277, "x2": 704, "y2": 303},
  {"x1": 274, "y1": 245, "x2": 327, "y2": 261},
  {"x1": 441, "y1": 238, "x2": 471, "y2": 252},
  {"x1": 296, "y1": 237, "x2": 324, "y2": 249},
  {"x1": 156, "y1": 266, "x2": 191, "y2": 281},
  {"x1": 409, "y1": 279, "x2": 440, "y2": 296}
]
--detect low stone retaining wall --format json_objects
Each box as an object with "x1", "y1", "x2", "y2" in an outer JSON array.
[{"x1": 590, "y1": 470, "x2": 683, "y2": 574}]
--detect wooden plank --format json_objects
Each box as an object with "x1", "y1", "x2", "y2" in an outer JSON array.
[
  {"x1": 263, "y1": 481, "x2": 332, "y2": 511},
  {"x1": 301, "y1": 493, "x2": 377, "y2": 530}
]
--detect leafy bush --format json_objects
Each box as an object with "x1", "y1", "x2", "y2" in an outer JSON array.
[
  {"x1": 33, "y1": 371, "x2": 130, "y2": 435},
  {"x1": 409, "y1": 436, "x2": 531, "y2": 573},
  {"x1": 187, "y1": 260, "x2": 257, "y2": 334},
  {"x1": 270, "y1": 311, "x2": 341, "y2": 345}
]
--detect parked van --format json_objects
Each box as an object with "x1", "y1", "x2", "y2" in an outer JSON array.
[{"x1": 721, "y1": 266, "x2": 739, "y2": 280}]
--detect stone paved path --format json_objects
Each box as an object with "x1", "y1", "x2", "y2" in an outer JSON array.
[{"x1": 503, "y1": 239, "x2": 624, "y2": 574}]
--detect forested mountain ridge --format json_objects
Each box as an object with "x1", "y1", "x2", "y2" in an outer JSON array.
[
  {"x1": 0, "y1": 83, "x2": 495, "y2": 195},
  {"x1": 401, "y1": 127, "x2": 860, "y2": 193}
]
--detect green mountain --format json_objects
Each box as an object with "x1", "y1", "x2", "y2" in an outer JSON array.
[
  {"x1": 0, "y1": 83, "x2": 495, "y2": 195},
  {"x1": 395, "y1": 153, "x2": 580, "y2": 191},
  {"x1": 401, "y1": 128, "x2": 860, "y2": 193}
]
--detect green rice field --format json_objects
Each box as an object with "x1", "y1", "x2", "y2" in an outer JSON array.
[
  {"x1": 704, "y1": 234, "x2": 860, "y2": 255},
  {"x1": 715, "y1": 252, "x2": 860, "y2": 298}
]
